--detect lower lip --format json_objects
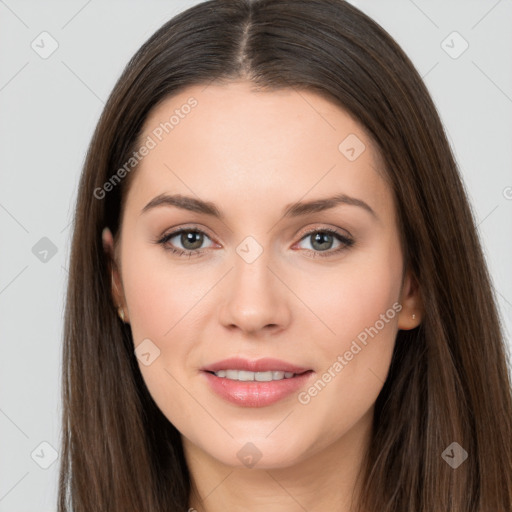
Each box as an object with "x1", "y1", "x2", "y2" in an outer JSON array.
[{"x1": 201, "y1": 370, "x2": 315, "y2": 407}]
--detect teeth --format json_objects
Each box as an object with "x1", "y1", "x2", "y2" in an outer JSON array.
[{"x1": 212, "y1": 370, "x2": 297, "y2": 381}]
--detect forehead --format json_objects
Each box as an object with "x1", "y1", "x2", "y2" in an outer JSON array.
[{"x1": 125, "y1": 80, "x2": 391, "y2": 219}]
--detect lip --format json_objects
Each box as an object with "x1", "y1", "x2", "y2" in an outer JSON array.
[
  {"x1": 200, "y1": 357, "x2": 315, "y2": 408},
  {"x1": 201, "y1": 357, "x2": 311, "y2": 374},
  {"x1": 202, "y1": 370, "x2": 315, "y2": 407}
]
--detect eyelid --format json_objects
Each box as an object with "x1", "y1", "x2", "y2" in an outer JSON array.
[
  {"x1": 157, "y1": 224, "x2": 218, "y2": 248},
  {"x1": 159, "y1": 223, "x2": 216, "y2": 241},
  {"x1": 156, "y1": 222, "x2": 355, "y2": 263},
  {"x1": 158, "y1": 224, "x2": 353, "y2": 247},
  {"x1": 296, "y1": 224, "x2": 353, "y2": 241},
  {"x1": 292, "y1": 225, "x2": 354, "y2": 255}
]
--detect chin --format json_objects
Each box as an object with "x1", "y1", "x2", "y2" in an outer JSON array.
[{"x1": 202, "y1": 437, "x2": 309, "y2": 470}]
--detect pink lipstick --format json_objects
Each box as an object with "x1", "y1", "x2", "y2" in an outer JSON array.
[{"x1": 201, "y1": 357, "x2": 315, "y2": 407}]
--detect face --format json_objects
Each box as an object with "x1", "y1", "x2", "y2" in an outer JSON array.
[{"x1": 103, "y1": 80, "x2": 422, "y2": 470}]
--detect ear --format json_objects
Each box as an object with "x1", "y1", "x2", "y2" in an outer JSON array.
[
  {"x1": 102, "y1": 227, "x2": 130, "y2": 323},
  {"x1": 397, "y1": 268, "x2": 423, "y2": 330}
]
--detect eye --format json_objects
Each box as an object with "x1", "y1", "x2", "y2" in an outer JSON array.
[
  {"x1": 157, "y1": 228, "x2": 216, "y2": 257},
  {"x1": 295, "y1": 228, "x2": 354, "y2": 258},
  {"x1": 155, "y1": 225, "x2": 354, "y2": 259}
]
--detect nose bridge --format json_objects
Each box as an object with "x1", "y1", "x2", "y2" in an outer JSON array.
[
  {"x1": 232, "y1": 237, "x2": 278, "y2": 307},
  {"x1": 233, "y1": 237, "x2": 272, "y2": 291},
  {"x1": 218, "y1": 234, "x2": 291, "y2": 333}
]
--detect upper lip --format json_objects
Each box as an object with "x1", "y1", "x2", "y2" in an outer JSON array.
[{"x1": 201, "y1": 357, "x2": 312, "y2": 374}]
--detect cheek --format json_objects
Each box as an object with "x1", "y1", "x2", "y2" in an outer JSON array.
[
  {"x1": 120, "y1": 245, "x2": 204, "y2": 424},
  {"x1": 307, "y1": 246, "x2": 402, "y2": 347},
  {"x1": 298, "y1": 244, "x2": 402, "y2": 406},
  {"x1": 121, "y1": 240, "x2": 204, "y2": 343},
  {"x1": 124, "y1": 269, "x2": 173, "y2": 343}
]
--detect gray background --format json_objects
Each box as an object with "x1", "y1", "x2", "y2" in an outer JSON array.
[{"x1": 0, "y1": 0, "x2": 511, "y2": 510}]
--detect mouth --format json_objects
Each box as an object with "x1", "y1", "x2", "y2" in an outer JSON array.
[
  {"x1": 200, "y1": 357, "x2": 315, "y2": 407},
  {"x1": 201, "y1": 356, "x2": 312, "y2": 375},
  {"x1": 204, "y1": 369, "x2": 313, "y2": 381}
]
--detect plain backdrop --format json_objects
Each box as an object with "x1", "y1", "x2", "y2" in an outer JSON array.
[{"x1": 0, "y1": 1, "x2": 511, "y2": 510}]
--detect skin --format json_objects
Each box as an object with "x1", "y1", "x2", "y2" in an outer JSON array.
[{"x1": 102, "y1": 80, "x2": 423, "y2": 511}]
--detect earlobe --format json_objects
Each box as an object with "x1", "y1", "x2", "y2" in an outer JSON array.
[
  {"x1": 102, "y1": 227, "x2": 115, "y2": 259},
  {"x1": 397, "y1": 269, "x2": 423, "y2": 330},
  {"x1": 102, "y1": 227, "x2": 130, "y2": 324}
]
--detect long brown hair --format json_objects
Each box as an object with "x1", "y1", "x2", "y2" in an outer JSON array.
[{"x1": 58, "y1": 0, "x2": 512, "y2": 510}]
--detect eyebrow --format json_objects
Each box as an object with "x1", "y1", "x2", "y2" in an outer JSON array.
[{"x1": 140, "y1": 193, "x2": 378, "y2": 220}]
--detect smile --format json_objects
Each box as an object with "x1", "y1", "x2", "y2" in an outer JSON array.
[{"x1": 209, "y1": 369, "x2": 301, "y2": 381}]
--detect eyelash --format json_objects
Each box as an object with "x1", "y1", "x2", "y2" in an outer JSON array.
[{"x1": 155, "y1": 225, "x2": 355, "y2": 259}]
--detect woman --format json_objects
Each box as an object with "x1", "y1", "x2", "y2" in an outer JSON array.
[{"x1": 58, "y1": 0, "x2": 512, "y2": 510}]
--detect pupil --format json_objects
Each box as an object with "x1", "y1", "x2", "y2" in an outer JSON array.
[
  {"x1": 182, "y1": 231, "x2": 203, "y2": 250},
  {"x1": 312, "y1": 232, "x2": 333, "y2": 251}
]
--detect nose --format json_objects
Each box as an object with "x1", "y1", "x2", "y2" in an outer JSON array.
[{"x1": 218, "y1": 249, "x2": 292, "y2": 337}]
